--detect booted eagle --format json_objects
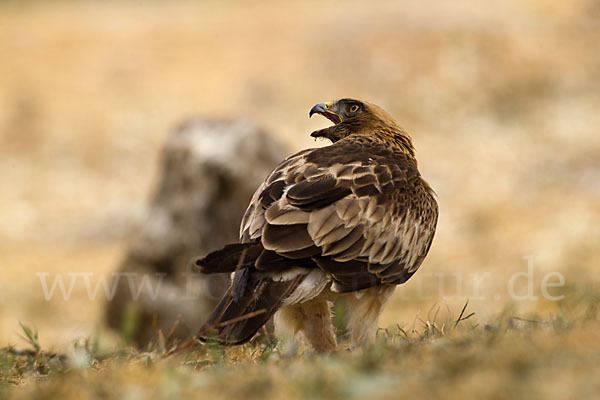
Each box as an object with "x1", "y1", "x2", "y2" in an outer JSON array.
[{"x1": 195, "y1": 99, "x2": 438, "y2": 352}]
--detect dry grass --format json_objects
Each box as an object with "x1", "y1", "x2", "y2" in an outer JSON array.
[
  {"x1": 0, "y1": 0, "x2": 599, "y2": 398},
  {"x1": 2, "y1": 297, "x2": 599, "y2": 400}
]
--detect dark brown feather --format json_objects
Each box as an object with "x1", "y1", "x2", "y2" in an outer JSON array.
[
  {"x1": 195, "y1": 242, "x2": 263, "y2": 273},
  {"x1": 198, "y1": 268, "x2": 305, "y2": 345},
  {"x1": 287, "y1": 178, "x2": 352, "y2": 210},
  {"x1": 259, "y1": 180, "x2": 287, "y2": 209},
  {"x1": 262, "y1": 223, "x2": 314, "y2": 252}
]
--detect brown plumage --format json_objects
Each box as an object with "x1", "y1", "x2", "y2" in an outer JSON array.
[{"x1": 195, "y1": 99, "x2": 438, "y2": 351}]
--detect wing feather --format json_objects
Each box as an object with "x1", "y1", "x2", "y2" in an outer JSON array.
[
  {"x1": 262, "y1": 223, "x2": 314, "y2": 252},
  {"x1": 265, "y1": 202, "x2": 310, "y2": 225},
  {"x1": 238, "y1": 139, "x2": 438, "y2": 293},
  {"x1": 307, "y1": 206, "x2": 343, "y2": 239},
  {"x1": 322, "y1": 227, "x2": 363, "y2": 256},
  {"x1": 316, "y1": 224, "x2": 354, "y2": 247}
]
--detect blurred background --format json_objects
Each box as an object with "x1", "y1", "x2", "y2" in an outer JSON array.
[{"x1": 0, "y1": 0, "x2": 599, "y2": 349}]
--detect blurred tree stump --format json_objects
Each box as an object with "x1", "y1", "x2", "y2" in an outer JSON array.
[{"x1": 104, "y1": 118, "x2": 286, "y2": 347}]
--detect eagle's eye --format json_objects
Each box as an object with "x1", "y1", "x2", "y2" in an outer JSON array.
[{"x1": 349, "y1": 105, "x2": 359, "y2": 113}]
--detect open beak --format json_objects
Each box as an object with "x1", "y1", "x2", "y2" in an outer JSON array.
[
  {"x1": 309, "y1": 102, "x2": 342, "y2": 124},
  {"x1": 309, "y1": 102, "x2": 342, "y2": 138}
]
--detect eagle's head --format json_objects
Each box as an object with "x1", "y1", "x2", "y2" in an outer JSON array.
[{"x1": 309, "y1": 98, "x2": 405, "y2": 144}]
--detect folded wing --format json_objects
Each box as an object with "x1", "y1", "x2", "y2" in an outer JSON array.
[{"x1": 237, "y1": 141, "x2": 438, "y2": 293}]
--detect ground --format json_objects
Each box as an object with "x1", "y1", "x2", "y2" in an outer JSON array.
[
  {"x1": 0, "y1": 0, "x2": 599, "y2": 399},
  {"x1": 2, "y1": 300, "x2": 599, "y2": 400}
]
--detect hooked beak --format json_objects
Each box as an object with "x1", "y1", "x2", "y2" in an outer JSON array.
[{"x1": 309, "y1": 102, "x2": 342, "y2": 124}]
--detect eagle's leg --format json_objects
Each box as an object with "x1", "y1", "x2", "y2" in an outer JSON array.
[
  {"x1": 275, "y1": 298, "x2": 337, "y2": 353},
  {"x1": 342, "y1": 285, "x2": 396, "y2": 347}
]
